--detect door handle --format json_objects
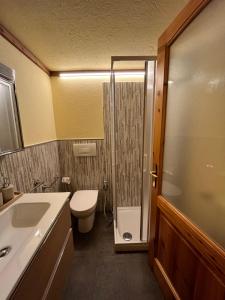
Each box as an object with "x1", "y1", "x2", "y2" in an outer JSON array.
[
  {"x1": 150, "y1": 170, "x2": 158, "y2": 178},
  {"x1": 150, "y1": 170, "x2": 158, "y2": 187}
]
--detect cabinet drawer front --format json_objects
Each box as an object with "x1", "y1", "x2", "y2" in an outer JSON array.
[{"x1": 44, "y1": 228, "x2": 74, "y2": 300}]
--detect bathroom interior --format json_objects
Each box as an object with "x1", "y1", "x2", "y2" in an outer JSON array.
[{"x1": 0, "y1": 0, "x2": 224, "y2": 299}]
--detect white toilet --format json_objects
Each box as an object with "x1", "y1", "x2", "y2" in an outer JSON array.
[{"x1": 70, "y1": 190, "x2": 98, "y2": 233}]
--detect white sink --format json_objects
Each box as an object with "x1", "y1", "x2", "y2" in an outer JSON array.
[
  {"x1": 12, "y1": 202, "x2": 50, "y2": 227},
  {"x1": 0, "y1": 192, "x2": 70, "y2": 300},
  {"x1": 0, "y1": 202, "x2": 50, "y2": 274}
]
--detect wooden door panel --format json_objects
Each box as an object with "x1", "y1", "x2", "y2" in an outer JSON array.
[
  {"x1": 157, "y1": 213, "x2": 197, "y2": 300},
  {"x1": 194, "y1": 262, "x2": 225, "y2": 300},
  {"x1": 154, "y1": 207, "x2": 225, "y2": 299},
  {"x1": 171, "y1": 231, "x2": 197, "y2": 300},
  {"x1": 157, "y1": 213, "x2": 177, "y2": 280}
]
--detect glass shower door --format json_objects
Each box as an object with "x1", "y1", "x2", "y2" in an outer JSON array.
[
  {"x1": 114, "y1": 74, "x2": 145, "y2": 243},
  {"x1": 111, "y1": 57, "x2": 156, "y2": 248}
]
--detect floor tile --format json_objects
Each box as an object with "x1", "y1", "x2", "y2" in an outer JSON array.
[{"x1": 63, "y1": 213, "x2": 163, "y2": 300}]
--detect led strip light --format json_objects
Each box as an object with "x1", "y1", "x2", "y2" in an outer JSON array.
[{"x1": 59, "y1": 71, "x2": 145, "y2": 78}]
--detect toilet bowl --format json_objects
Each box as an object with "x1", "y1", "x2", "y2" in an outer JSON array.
[{"x1": 70, "y1": 190, "x2": 98, "y2": 233}]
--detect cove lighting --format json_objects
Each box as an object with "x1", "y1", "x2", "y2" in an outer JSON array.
[
  {"x1": 59, "y1": 71, "x2": 110, "y2": 78},
  {"x1": 115, "y1": 71, "x2": 145, "y2": 77},
  {"x1": 59, "y1": 71, "x2": 145, "y2": 79}
]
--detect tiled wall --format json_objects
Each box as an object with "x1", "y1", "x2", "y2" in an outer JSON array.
[
  {"x1": 0, "y1": 141, "x2": 60, "y2": 193},
  {"x1": 58, "y1": 139, "x2": 112, "y2": 211},
  {"x1": 114, "y1": 82, "x2": 145, "y2": 207}
]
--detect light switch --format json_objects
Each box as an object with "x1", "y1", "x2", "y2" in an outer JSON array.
[{"x1": 73, "y1": 143, "x2": 96, "y2": 157}]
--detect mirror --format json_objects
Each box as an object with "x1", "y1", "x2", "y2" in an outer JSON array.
[{"x1": 0, "y1": 63, "x2": 23, "y2": 155}]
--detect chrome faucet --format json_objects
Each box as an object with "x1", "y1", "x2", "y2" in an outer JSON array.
[{"x1": 30, "y1": 179, "x2": 44, "y2": 193}]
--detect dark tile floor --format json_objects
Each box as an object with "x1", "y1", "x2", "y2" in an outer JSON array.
[{"x1": 63, "y1": 213, "x2": 164, "y2": 300}]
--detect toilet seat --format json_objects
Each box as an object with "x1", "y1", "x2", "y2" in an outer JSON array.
[{"x1": 70, "y1": 190, "x2": 98, "y2": 217}]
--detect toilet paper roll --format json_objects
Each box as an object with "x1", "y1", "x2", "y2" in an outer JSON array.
[
  {"x1": 2, "y1": 184, "x2": 14, "y2": 203},
  {"x1": 62, "y1": 177, "x2": 71, "y2": 184}
]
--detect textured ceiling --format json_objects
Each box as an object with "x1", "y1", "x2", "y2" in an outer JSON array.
[{"x1": 0, "y1": 0, "x2": 188, "y2": 70}]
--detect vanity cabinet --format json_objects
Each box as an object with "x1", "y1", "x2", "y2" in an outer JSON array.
[{"x1": 10, "y1": 201, "x2": 74, "y2": 300}]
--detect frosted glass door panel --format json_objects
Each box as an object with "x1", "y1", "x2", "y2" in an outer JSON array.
[{"x1": 162, "y1": 0, "x2": 225, "y2": 249}]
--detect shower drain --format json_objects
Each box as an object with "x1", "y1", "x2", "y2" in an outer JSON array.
[
  {"x1": 123, "y1": 232, "x2": 132, "y2": 241},
  {"x1": 0, "y1": 246, "x2": 11, "y2": 258}
]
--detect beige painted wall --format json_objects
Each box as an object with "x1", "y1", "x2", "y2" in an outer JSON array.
[
  {"x1": 51, "y1": 77, "x2": 105, "y2": 139},
  {"x1": 0, "y1": 36, "x2": 56, "y2": 146},
  {"x1": 0, "y1": 35, "x2": 146, "y2": 142},
  {"x1": 51, "y1": 75, "x2": 145, "y2": 140}
]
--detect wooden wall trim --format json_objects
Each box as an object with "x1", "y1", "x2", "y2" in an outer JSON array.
[
  {"x1": 111, "y1": 56, "x2": 156, "y2": 62},
  {"x1": 158, "y1": 196, "x2": 225, "y2": 284},
  {"x1": 158, "y1": 0, "x2": 211, "y2": 48},
  {"x1": 0, "y1": 24, "x2": 50, "y2": 75}
]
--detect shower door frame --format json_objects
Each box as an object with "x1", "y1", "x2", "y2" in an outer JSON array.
[
  {"x1": 110, "y1": 56, "x2": 156, "y2": 243},
  {"x1": 141, "y1": 60, "x2": 156, "y2": 241}
]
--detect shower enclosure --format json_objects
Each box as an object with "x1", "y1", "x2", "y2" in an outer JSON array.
[{"x1": 110, "y1": 57, "x2": 156, "y2": 250}]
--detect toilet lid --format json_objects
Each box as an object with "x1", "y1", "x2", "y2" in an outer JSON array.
[{"x1": 70, "y1": 190, "x2": 98, "y2": 212}]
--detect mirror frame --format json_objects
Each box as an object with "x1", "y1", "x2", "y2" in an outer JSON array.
[{"x1": 0, "y1": 63, "x2": 24, "y2": 156}]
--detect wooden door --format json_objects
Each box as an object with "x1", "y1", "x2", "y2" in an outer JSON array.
[{"x1": 149, "y1": 0, "x2": 225, "y2": 299}]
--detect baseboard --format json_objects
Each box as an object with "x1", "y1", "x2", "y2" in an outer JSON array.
[{"x1": 114, "y1": 242, "x2": 148, "y2": 252}]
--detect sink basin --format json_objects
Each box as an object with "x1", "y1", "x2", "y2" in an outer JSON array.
[
  {"x1": 0, "y1": 202, "x2": 50, "y2": 274},
  {"x1": 0, "y1": 192, "x2": 70, "y2": 300},
  {"x1": 12, "y1": 202, "x2": 50, "y2": 227}
]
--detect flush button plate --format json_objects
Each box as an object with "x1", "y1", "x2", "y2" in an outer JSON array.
[{"x1": 73, "y1": 143, "x2": 96, "y2": 157}]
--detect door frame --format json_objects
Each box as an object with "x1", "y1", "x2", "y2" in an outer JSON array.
[{"x1": 149, "y1": 0, "x2": 225, "y2": 298}]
